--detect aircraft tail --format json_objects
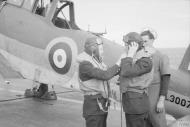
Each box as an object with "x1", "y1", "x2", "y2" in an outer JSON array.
[{"x1": 178, "y1": 44, "x2": 190, "y2": 71}]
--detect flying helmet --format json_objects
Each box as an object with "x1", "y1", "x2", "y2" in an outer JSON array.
[
  {"x1": 123, "y1": 32, "x2": 144, "y2": 49},
  {"x1": 84, "y1": 37, "x2": 103, "y2": 59}
]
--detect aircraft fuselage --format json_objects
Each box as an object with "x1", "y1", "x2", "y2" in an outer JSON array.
[{"x1": 0, "y1": 0, "x2": 190, "y2": 119}]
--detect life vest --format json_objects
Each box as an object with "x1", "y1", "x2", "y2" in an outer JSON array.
[
  {"x1": 120, "y1": 47, "x2": 155, "y2": 93},
  {"x1": 77, "y1": 52, "x2": 110, "y2": 98}
]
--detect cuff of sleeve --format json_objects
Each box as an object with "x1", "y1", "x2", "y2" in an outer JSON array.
[
  {"x1": 159, "y1": 90, "x2": 167, "y2": 97},
  {"x1": 114, "y1": 65, "x2": 121, "y2": 75},
  {"x1": 121, "y1": 57, "x2": 133, "y2": 63}
]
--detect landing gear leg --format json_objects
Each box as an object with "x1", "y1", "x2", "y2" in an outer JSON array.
[{"x1": 24, "y1": 83, "x2": 57, "y2": 100}]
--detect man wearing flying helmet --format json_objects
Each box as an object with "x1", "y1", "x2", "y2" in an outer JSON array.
[
  {"x1": 77, "y1": 37, "x2": 120, "y2": 127},
  {"x1": 140, "y1": 29, "x2": 170, "y2": 127},
  {"x1": 118, "y1": 32, "x2": 155, "y2": 127}
]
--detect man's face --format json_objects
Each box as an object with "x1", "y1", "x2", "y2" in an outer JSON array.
[
  {"x1": 141, "y1": 35, "x2": 154, "y2": 47},
  {"x1": 92, "y1": 39, "x2": 104, "y2": 60},
  {"x1": 96, "y1": 38, "x2": 104, "y2": 57},
  {"x1": 98, "y1": 44, "x2": 103, "y2": 58},
  {"x1": 124, "y1": 42, "x2": 129, "y2": 53}
]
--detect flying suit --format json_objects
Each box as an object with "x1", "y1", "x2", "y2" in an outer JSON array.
[
  {"x1": 119, "y1": 48, "x2": 154, "y2": 127},
  {"x1": 77, "y1": 51, "x2": 119, "y2": 127}
]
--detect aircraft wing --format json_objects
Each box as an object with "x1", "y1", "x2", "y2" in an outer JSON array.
[
  {"x1": 168, "y1": 115, "x2": 190, "y2": 127},
  {"x1": 0, "y1": 53, "x2": 23, "y2": 80}
]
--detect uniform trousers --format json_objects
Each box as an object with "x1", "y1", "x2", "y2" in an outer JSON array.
[
  {"x1": 83, "y1": 94, "x2": 108, "y2": 127},
  {"x1": 122, "y1": 91, "x2": 150, "y2": 127},
  {"x1": 147, "y1": 84, "x2": 167, "y2": 127},
  {"x1": 85, "y1": 114, "x2": 107, "y2": 127},
  {"x1": 125, "y1": 113, "x2": 149, "y2": 127}
]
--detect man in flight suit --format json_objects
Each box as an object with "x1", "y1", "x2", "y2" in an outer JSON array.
[
  {"x1": 140, "y1": 30, "x2": 170, "y2": 127},
  {"x1": 77, "y1": 37, "x2": 120, "y2": 127},
  {"x1": 118, "y1": 32, "x2": 154, "y2": 127}
]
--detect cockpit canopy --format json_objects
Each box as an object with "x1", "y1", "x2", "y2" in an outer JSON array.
[{"x1": 6, "y1": 0, "x2": 80, "y2": 30}]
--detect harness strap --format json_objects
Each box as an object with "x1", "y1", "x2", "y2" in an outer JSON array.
[
  {"x1": 96, "y1": 98, "x2": 109, "y2": 113},
  {"x1": 126, "y1": 88, "x2": 148, "y2": 94}
]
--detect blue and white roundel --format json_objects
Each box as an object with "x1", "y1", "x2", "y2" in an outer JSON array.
[
  {"x1": 46, "y1": 37, "x2": 77, "y2": 75},
  {"x1": 53, "y1": 49, "x2": 67, "y2": 68}
]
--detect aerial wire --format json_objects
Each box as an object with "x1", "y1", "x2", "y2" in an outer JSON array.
[
  {"x1": 120, "y1": 90, "x2": 123, "y2": 127},
  {"x1": 0, "y1": 90, "x2": 79, "y2": 103}
]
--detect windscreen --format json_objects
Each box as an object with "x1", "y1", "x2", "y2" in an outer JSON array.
[{"x1": 7, "y1": 0, "x2": 24, "y2": 6}]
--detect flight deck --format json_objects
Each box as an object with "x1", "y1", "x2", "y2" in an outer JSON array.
[{"x1": 0, "y1": 78, "x2": 124, "y2": 127}]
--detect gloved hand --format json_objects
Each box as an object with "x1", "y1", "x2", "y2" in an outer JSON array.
[
  {"x1": 127, "y1": 42, "x2": 139, "y2": 58},
  {"x1": 116, "y1": 53, "x2": 127, "y2": 66},
  {"x1": 156, "y1": 95, "x2": 165, "y2": 113}
]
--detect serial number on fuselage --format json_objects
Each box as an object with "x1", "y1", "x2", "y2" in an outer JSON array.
[{"x1": 166, "y1": 94, "x2": 190, "y2": 108}]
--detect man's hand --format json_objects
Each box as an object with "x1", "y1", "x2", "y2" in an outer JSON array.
[
  {"x1": 156, "y1": 96, "x2": 165, "y2": 113},
  {"x1": 127, "y1": 42, "x2": 139, "y2": 58},
  {"x1": 116, "y1": 53, "x2": 127, "y2": 66}
]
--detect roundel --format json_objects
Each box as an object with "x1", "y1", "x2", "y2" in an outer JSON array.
[{"x1": 46, "y1": 37, "x2": 78, "y2": 75}]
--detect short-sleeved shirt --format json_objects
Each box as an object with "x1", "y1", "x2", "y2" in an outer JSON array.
[{"x1": 151, "y1": 50, "x2": 170, "y2": 85}]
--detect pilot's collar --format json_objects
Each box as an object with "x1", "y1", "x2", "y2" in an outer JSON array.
[{"x1": 77, "y1": 52, "x2": 92, "y2": 63}]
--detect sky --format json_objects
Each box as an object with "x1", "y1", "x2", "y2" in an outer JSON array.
[{"x1": 73, "y1": 0, "x2": 190, "y2": 48}]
